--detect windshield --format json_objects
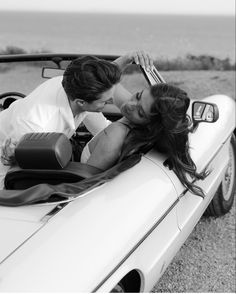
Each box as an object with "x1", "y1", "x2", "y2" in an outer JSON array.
[{"x1": 0, "y1": 58, "x2": 149, "y2": 115}]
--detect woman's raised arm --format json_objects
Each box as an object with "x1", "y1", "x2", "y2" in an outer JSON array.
[{"x1": 86, "y1": 122, "x2": 128, "y2": 171}]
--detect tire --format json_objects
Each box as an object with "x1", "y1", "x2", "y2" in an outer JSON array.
[
  {"x1": 205, "y1": 133, "x2": 236, "y2": 217},
  {"x1": 110, "y1": 282, "x2": 125, "y2": 293}
]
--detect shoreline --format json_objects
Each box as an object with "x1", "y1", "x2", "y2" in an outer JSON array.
[{"x1": 0, "y1": 46, "x2": 235, "y2": 71}]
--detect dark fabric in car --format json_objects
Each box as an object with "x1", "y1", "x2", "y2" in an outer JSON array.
[
  {"x1": 4, "y1": 161, "x2": 102, "y2": 190},
  {"x1": 0, "y1": 154, "x2": 141, "y2": 206}
]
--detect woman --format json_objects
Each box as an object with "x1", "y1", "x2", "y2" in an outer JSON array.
[{"x1": 81, "y1": 83, "x2": 207, "y2": 198}]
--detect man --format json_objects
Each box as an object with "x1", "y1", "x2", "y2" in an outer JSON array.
[{"x1": 0, "y1": 51, "x2": 153, "y2": 189}]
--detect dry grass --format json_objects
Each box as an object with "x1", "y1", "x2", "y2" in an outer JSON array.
[{"x1": 122, "y1": 70, "x2": 235, "y2": 100}]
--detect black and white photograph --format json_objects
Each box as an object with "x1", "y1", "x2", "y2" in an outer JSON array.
[{"x1": 0, "y1": 0, "x2": 235, "y2": 292}]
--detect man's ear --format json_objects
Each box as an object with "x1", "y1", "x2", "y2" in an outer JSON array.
[{"x1": 75, "y1": 98, "x2": 86, "y2": 108}]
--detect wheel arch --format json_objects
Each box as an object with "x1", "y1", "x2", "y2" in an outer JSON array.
[{"x1": 116, "y1": 269, "x2": 142, "y2": 292}]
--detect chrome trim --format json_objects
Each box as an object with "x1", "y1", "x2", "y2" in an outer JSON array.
[
  {"x1": 0, "y1": 53, "x2": 119, "y2": 63},
  {"x1": 0, "y1": 222, "x2": 48, "y2": 265},
  {"x1": 40, "y1": 203, "x2": 69, "y2": 222},
  {"x1": 0, "y1": 203, "x2": 69, "y2": 265}
]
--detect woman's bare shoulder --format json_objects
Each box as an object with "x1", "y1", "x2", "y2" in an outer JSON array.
[
  {"x1": 88, "y1": 119, "x2": 129, "y2": 154},
  {"x1": 103, "y1": 120, "x2": 129, "y2": 140}
]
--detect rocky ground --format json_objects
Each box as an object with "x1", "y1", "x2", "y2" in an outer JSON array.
[{"x1": 152, "y1": 197, "x2": 235, "y2": 292}]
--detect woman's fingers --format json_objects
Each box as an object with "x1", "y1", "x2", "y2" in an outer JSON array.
[
  {"x1": 132, "y1": 52, "x2": 140, "y2": 65},
  {"x1": 132, "y1": 50, "x2": 154, "y2": 70}
]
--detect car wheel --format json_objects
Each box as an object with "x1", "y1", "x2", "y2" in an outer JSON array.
[
  {"x1": 110, "y1": 282, "x2": 125, "y2": 293},
  {"x1": 205, "y1": 133, "x2": 236, "y2": 217}
]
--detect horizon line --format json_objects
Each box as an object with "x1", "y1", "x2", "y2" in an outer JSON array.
[{"x1": 0, "y1": 9, "x2": 234, "y2": 16}]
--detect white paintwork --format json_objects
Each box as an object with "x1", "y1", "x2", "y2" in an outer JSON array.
[
  {"x1": 0, "y1": 157, "x2": 178, "y2": 292},
  {"x1": 0, "y1": 204, "x2": 57, "y2": 262},
  {"x1": 0, "y1": 94, "x2": 235, "y2": 292},
  {"x1": 97, "y1": 207, "x2": 180, "y2": 292}
]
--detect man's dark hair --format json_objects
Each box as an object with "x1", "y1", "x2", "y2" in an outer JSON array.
[{"x1": 62, "y1": 55, "x2": 121, "y2": 102}]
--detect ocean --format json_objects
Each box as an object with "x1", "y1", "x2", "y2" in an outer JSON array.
[{"x1": 0, "y1": 11, "x2": 235, "y2": 61}]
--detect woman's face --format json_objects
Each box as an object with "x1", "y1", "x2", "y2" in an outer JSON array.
[{"x1": 120, "y1": 88, "x2": 154, "y2": 125}]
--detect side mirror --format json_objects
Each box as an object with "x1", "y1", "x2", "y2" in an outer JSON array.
[
  {"x1": 42, "y1": 67, "x2": 65, "y2": 79},
  {"x1": 192, "y1": 101, "x2": 219, "y2": 125}
]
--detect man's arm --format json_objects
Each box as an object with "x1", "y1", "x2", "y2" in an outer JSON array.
[
  {"x1": 113, "y1": 83, "x2": 132, "y2": 109},
  {"x1": 83, "y1": 112, "x2": 111, "y2": 136}
]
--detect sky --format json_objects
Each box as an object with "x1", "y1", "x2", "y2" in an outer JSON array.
[{"x1": 0, "y1": 0, "x2": 235, "y2": 15}]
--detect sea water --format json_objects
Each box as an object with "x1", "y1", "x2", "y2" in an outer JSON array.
[{"x1": 0, "y1": 11, "x2": 235, "y2": 61}]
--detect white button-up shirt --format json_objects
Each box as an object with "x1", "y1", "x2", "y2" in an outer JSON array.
[{"x1": 0, "y1": 76, "x2": 110, "y2": 189}]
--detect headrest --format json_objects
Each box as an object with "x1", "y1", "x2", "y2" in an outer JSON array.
[{"x1": 15, "y1": 132, "x2": 72, "y2": 169}]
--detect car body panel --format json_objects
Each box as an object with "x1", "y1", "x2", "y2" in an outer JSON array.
[
  {"x1": 97, "y1": 207, "x2": 180, "y2": 292},
  {"x1": 177, "y1": 138, "x2": 230, "y2": 229},
  {"x1": 0, "y1": 204, "x2": 57, "y2": 262},
  {"x1": 0, "y1": 157, "x2": 179, "y2": 292},
  {"x1": 98, "y1": 138, "x2": 233, "y2": 292}
]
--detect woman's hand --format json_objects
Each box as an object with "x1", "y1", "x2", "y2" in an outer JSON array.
[
  {"x1": 114, "y1": 50, "x2": 154, "y2": 71},
  {"x1": 0, "y1": 138, "x2": 18, "y2": 166},
  {"x1": 128, "y1": 50, "x2": 154, "y2": 69}
]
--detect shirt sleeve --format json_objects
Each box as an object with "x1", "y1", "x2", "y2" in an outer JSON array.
[{"x1": 83, "y1": 112, "x2": 111, "y2": 136}]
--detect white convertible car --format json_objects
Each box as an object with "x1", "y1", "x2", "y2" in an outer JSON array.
[{"x1": 0, "y1": 54, "x2": 235, "y2": 292}]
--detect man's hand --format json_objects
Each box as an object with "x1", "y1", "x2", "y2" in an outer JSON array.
[
  {"x1": 1, "y1": 138, "x2": 18, "y2": 166},
  {"x1": 114, "y1": 50, "x2": 154, "y2": 72}
]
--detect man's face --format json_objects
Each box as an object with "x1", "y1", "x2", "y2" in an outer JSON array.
[
  {"x1": 120, "y1": 88, "x2": 154, "y2": 125},
  {"x1": 83, "y1": 86, "x2": 115, "y2": 112}
]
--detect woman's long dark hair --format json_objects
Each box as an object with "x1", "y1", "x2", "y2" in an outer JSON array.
[{"x1": 119, "y1": 84, "x2": 208, "y2": 198}]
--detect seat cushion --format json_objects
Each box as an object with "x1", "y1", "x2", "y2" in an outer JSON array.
[{"x1": 15, "y1": 132, "x2": 72, "y2": 169}]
